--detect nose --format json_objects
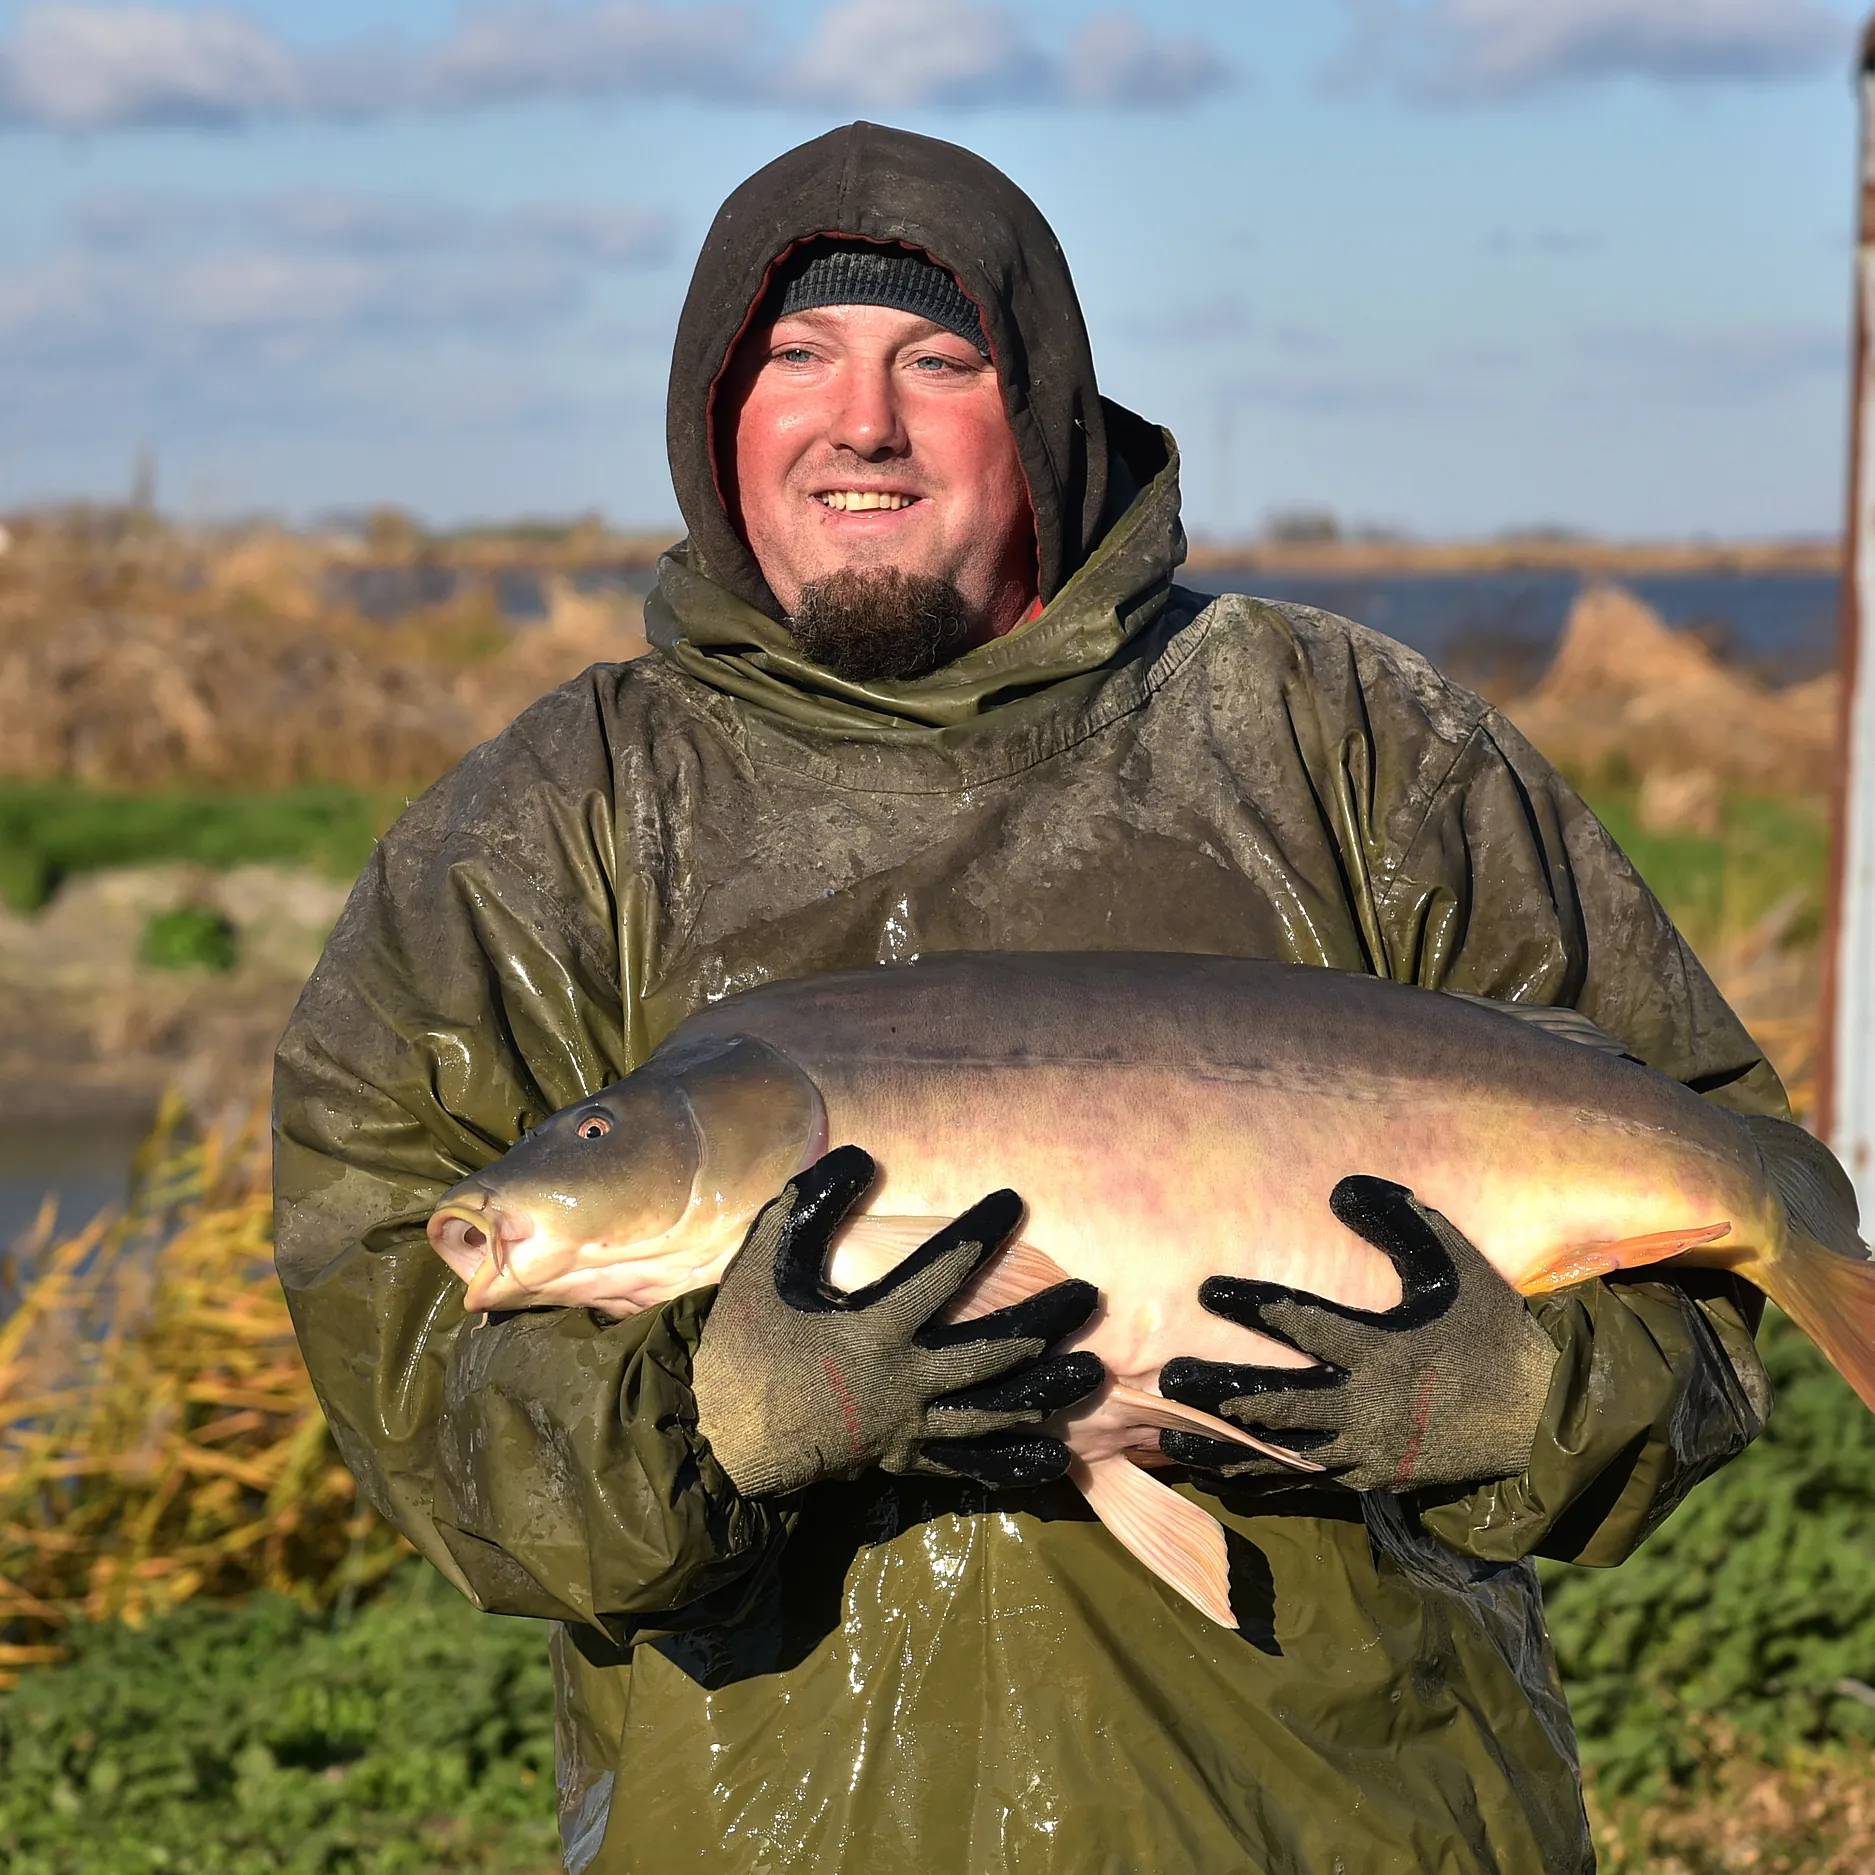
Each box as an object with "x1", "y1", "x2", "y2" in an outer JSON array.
[
  {"x1": 826, "y1": 355, "x2": 906, "y2": 460},
  {"x1": 426, "y1": 1201, "x2": 534, "y2": 1283}
]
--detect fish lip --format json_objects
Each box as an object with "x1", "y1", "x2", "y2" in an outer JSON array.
[
  {"x1": 429, "y1": 1198, "x2": 495, "y2": 1243},
  {"x1": 427, "y1": 1197, "x2": 529, "y2": 1283}
]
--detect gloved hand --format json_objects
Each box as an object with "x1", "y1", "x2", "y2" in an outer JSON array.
[
  {"x1": 1157, "y1": 1174, "x2": 1561, "y2": 1493},
  {"x1": 691, "y1": 1145, "x2": 1104, "y2": 1499}
]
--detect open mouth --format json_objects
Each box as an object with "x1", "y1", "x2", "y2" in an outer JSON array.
[
  {"x1": 812, "y1": 489, "x2": 922, "y2": 512},
  {"x1": 427, "y1": 1199, "x2": 532, "y2": 1284}
]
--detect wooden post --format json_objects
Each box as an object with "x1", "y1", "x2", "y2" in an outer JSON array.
[{"x1": 1819, "y1": 18, "x2": 1875, "y2": 1212}]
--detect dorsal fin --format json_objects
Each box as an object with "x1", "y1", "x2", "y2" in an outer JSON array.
[{"x1": 1442, "y1": 991, "x2": 1641, "y2": 1062}]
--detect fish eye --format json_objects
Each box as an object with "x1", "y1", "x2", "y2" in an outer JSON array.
[{"x1": 575, "y1": 1112, "x2": 612, "y2": 1141}]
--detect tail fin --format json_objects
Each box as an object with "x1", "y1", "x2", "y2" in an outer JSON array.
[{"x1": 1742, "y1": 1114, "x2": 1875, "y2": 1411}]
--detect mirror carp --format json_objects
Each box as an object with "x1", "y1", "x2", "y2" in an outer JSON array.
[{"x1": 428, "y1": 953, "x2": 1868, "y2": 1627}]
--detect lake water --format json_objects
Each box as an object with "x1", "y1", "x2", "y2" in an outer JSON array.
[
  {"x1": 1185, "y1": 566, "x2": 1843, "y2": 688},
  {"x1": 0, "y1": 1110, "x2": 152, "y2": 1305}
]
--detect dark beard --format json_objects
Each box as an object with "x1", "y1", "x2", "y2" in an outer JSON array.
[{"x1": 785, "y1": 567, "x2": 979, "y2": 682}]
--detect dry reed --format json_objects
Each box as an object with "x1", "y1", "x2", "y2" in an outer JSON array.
[
  {"x1": 0, "y1": 1096, "x2": 403, "y2": 1682},
  {"x1": 0, "y1": 529, "x2": 647, "y2": 791}
]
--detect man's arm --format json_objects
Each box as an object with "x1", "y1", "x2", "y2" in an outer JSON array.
[
  {"x1": 1383, "y1": 706, "x2": 1778, "y2": 1564},
  {"x1": 273, "y1": 693, "x2": 789, "y2": 1636}
]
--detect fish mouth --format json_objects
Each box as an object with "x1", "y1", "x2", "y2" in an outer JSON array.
[{"x1": 427, "y1": 1199, "x2": 531, "y2": 1286}]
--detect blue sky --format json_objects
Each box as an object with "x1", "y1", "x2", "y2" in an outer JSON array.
[{"x1": 0, "y1": 0, "x2": 1861, "y2": 538}]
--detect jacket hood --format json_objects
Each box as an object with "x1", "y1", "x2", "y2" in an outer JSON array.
[{"x1": 667, "y1": 121, "x2": 1110, "y2": 618}]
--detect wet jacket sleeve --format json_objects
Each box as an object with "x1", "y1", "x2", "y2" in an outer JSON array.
[
  {"x1": 1372, "y1": 703, "x2": 1780, "y2": 1567},
  {"x1": 272, "y1": 685, "x2": 791, "y2": 1632}
]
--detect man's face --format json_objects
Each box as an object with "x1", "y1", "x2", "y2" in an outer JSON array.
[{"x1": 721, "y1": 302, "x2": 1035, "y2": 638}]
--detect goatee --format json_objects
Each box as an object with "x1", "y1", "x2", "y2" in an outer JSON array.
[{"x1": 785, "y1": 567, "x2": 979, "y2": 682}]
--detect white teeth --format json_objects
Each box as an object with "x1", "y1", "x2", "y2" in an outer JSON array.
[{"x1": 816, "y1": 490, "x2": 913, "y2": 511}]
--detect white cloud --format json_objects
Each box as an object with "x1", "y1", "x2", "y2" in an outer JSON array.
[
  {"x1": 0, "y1": 246, "x2": 583, "y2": 363},
  {"x1": 774, "y1": 0, "x2": 1226, "y2": 109},
  {"x1": 1218, "y1": 369, "x2": 1447, "y2": 416},
  {"x1": 502, "y1": 202, "x2": 673, "y2": 266},
  {"x1": 1480, "y1": 226, "x2": 1601, "y2": 258},
  {"x1": 1125, "y1": 292, "x2": 1254, "y2": 345},
  {"x1": 1064, "y1": 9, "x2": 1229, "y2": 106},
  {"x1": 0, "y1": 0, "x2": 1233, "y2": 129},
  {"x1": 418, "y1": 0, "x2": 744, "y2": 109},
  {"x1": 73, "y1": 188, "x2": 673, "y2": 267},
  {"x1": 773, "y1": 0, "x2": 1040, "y2": 109},
  {"x1": 0, "y1": 2, "x2": 302, "y2": 129},
  {"x1": 4, "y1": 186, "x2": 673, "y2": 373},
  {"x1": 1331, "y1": 0, "x2": 1852, "y2": 103},
  {"x1": 1577, "y1": 320, "x2": 1847, "y2": 397}
]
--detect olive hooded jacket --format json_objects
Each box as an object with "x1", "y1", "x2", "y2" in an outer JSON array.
[{"x1": 275, "y1": 124, "x2": 1778, "y2": 1875}]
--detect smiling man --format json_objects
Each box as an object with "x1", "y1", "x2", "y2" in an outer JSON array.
[
  {"x1": 277, "y1": 124, "x2": 1784, "y2": 1874},
  {"x1": 720, "y1": 243, "x2": 1038, "y2": 677}
]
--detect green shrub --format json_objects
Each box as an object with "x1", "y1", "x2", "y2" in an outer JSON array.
[
  {"x1": 1543, "y1": 1314, "x2": 1875, "y2": 1796},
  {"x1": 139, "y1": 906, "x2": 240, "y2": 973},
  {"x1": 0, "y1": 1566, "x2": 559, "y2": 1875}
]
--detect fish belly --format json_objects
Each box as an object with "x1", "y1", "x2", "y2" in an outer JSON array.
[{"x1": 815, "y1": 1053, "x2": 1767, "y2": 1387}]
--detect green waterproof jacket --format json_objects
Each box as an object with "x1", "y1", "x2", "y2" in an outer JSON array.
[{"x1": 274, "y1": 413, "x2": 1780, "y2": 1874}]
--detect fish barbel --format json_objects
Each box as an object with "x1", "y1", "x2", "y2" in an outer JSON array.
[{"x1": 427, "y1": 953, "x2": 1870, "y2": 1627}]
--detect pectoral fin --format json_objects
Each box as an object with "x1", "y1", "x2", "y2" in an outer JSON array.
[
  {"x1": 1071, "y1": 1456, "x2": 1238, "y2": 1628},
  {"x1": 832, "y1": 1218, "x2": 1073, "y2": 1319},
  {"x1": 950, "y1": 1237, "x2": 1076, "y2": 1316},
  {"x1": 1520, "y1": 1221, "x2": 1732, "y2": 1295}
]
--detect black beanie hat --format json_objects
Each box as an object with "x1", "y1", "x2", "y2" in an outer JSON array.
[{"x1": 768, "y1": 239, "x2": 989, "y2": 357}]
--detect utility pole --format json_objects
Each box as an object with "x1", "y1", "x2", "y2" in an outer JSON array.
[
  {"x1": 1821, "y1": 16, "x2": 1875, "y2": 1213},
  {"x1": 130, "y1": 442, "x2": 157, "y2": 520}
]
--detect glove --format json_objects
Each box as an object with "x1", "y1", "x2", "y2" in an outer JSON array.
[
  {"x1": 691, "y1": 1145, "x2": 1104, "y2": 1499},
  {"x1": 1157, "y1": 1175, "x2": 1561, "y2": 1493}
]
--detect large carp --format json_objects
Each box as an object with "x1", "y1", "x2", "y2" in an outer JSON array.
[{"x1": 427, "y1": 954, "x2": 1869, "y2": 1626}]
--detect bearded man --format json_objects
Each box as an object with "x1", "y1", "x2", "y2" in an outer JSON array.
[{"x1": 276, "y1": 124, "x2": 1781, "y2": 1874}]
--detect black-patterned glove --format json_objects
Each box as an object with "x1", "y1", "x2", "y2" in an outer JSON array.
[
  {"x1": 691, "y1": 1146, "x2": 1103, "y2": 1499},
  {"x1": 1157, "y1": 1175, "x2": 1561, "y2": 1493}
]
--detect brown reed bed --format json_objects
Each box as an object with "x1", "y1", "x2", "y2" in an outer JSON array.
[
  {"x1": 0, "y1": 527, "x2": 647, "y2": 793},
  {"x1": 0, "y1": 1097, "x2": 403, "y2": 1683}
]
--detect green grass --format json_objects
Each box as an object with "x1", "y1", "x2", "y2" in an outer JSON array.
[
  {"x1": 1542, "y1": 1314, "x2": 1875, "y2": 1798},
  {"x1": 1584, "y1": 786, "x2": 1829, "y2": 952},
  {"x1": 0, "y1": 1567, "x2": 559, "y2": 1875},
  {"x1": 7, "y1": 1322, "x2": 1868, "y2": 1871},
  {"x1": 0, "y1": 782, "x2": 409, "y2": 913}
]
